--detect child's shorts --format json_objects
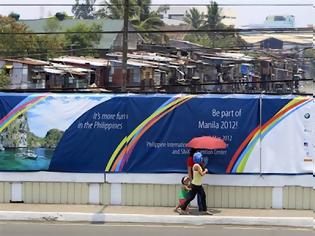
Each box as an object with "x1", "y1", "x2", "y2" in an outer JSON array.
[{"x1": 179, "y1": 199, "x2": 186, "y2": 205}]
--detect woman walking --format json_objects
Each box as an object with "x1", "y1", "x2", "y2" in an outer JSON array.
[{"x1": 180, "y1": 152, "x2": 211, "y2": 215}]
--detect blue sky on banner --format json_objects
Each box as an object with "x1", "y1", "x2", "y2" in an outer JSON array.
[{"x1": 27, "y1": 95, "x2": 111, "y2": 137}]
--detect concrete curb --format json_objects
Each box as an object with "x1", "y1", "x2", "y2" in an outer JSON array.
[{"x1": 0, "y1": 211, "x2": 313, "y2": 228}]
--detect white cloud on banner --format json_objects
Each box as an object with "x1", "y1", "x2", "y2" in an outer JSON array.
[{"x1": 27, "y1": 95, "x2": 112, "y2": 137}]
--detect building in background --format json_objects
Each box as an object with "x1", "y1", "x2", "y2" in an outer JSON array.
[
  {"x1": 241, "y1": 32, "x2": 312, "y2": 50},
  {"x1": 264, "y1": 15, "x2": 295, "y2": 28},
  {"x1": 153, "y1": 6, "x2": 236, "y2": 27},
  {"x1": 19, "y1": 16, "x2": 143, "y2": 56},
  {"x1": 241, "y1": 15, "x2": 296, "y2": 29}
]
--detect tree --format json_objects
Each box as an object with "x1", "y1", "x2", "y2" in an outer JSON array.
[
  {"x1": 72, "y1": 0, "x2": 96, "y2": 19},
  {"x1": 304, "y1": 48, "x2": 315, "y2": 59},
  {"x1": 203, "y1": 1, "x2": 224, "y2": 30},
  {"x1": 183, "y1": 1, "x2": 244, "y2": 49},
  {"x1": 0, "y1": 70, "x2": 10, "y2": 89},
  {"x1": 130, "y1": 9, "x2": 165, "y2": 42},
  {"x1": 8, "y1": 12, "x2": 20, "y2": 21},
  {"x1": 96, "y1": 0, "x2": 168, "y2": 43},
  {"x1": 64, "y1": 22, "x2": 102, "y2": 54},
  {"x1": 184, "y1": 8, "x2": 204, "y2": 30},
  {"x1": 0, "y1": 16, "x2": 39, "y2": 58}
]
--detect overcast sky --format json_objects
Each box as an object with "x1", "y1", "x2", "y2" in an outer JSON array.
[{"x1": 0, "y1": 0, "x2": 313, "y2": 26}]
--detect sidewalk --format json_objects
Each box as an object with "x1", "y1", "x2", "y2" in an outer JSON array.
[{"x1": 0, "y1": 204, "x2": 313, "y2": 228}]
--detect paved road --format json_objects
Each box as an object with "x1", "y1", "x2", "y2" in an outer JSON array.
[{"x1": 0, "y1": 222, "x2": 313, "y2": 236}]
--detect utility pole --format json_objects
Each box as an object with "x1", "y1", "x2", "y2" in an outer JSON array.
[{"x1": 121, "y1": 0, "x2": 129, "y2": 92}]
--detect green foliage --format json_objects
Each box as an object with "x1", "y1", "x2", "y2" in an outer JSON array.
[
  {"x1": 27, "y1": 132, "x2": 42, "y2": 148},
  {"x1": 33, "y1": 18, "x2": 67, "y2": 59},
  {"x1": 27, "y1": 129, "x2": 64, "y2": 148},
  {"x1": 44, "y1": 17, "x2": 62, "y2": 32},
  {"x1": 304, "y1": 49, "x2": 315, "y2": 59},
  {"x1": 34, "y1": 35, "x2": 66, "y2": 60},
  {"x1": 184, "y1": 8, "x2": 204, "y2": 30},
  {"x1": 65, "y1": 22, "x2": 102, "y2": 52},
  {"x1": 0, "y1": 70, "x2": 10, "y2": 88},
  {"x1": 203, "y1": 1, "x2": 223, "y2": 29},
  {"x1": 42, "y1": 129, "x2": 64, "y2": 148},
  {"x1": 72, "y1": 0, "x2": 96, "y2": 19},
  {"x1": 0, "y1": 15, "x2": 103, "y2": 59},
  {"x1": 0, "y1": 16, "x2": 39, "y2": 58},
  {"x1": 183, "y1": 1, "x2": 244, "y2": 49}
]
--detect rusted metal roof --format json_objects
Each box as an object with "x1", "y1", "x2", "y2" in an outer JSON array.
[
  {"x1": 3, "y1": 58, "x2": 49, "y2": 66},
  {"x1": 52, "y1": 56, "x2": 110, "y2": 67}
]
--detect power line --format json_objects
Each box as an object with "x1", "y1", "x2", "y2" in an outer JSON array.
[
  {"x1": 0, "y1": 27, "x2": 311, "y2": 35},
  {"x1": 0, "y1": 3, "x2": 313, "y2": 7}
]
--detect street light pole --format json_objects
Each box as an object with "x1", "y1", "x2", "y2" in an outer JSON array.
[{"x1": 121, "y1": 0, "x2": 129, "y2": 92}]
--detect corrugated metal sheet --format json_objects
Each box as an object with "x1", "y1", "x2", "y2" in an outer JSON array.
[
  {"x1": 241, "y1": 33, "x2": 312, "y2": 45},
  {"x1": 23, "y1": 182, "x2": 89, "y2": 204},
  {"x1": 2, "y1": 181, "x2": 313, "y2": 209},
  {"x1": 122, "y1": 184, "x2": 273, "y2": 208},
  {"x1": 0, "y1": 182, "x2": 11, "y2": 203},
  {"x1": 206, "y1": 186, "x2": 272, "y2": 209},
  {"x1": 283, "y1": 186, "x2": 314, "y2": 210},
  {"x1": 100, "y1": 183, "x2": 111, "y2": 205}
]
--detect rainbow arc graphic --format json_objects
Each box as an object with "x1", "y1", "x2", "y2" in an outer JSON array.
[
  {"x1": 226, "y1": 97, "x2": 312, "y2": 173},
  {"x1": 105, "y1": 95, "x2": 194, "y2": 172},
  {"x1": 0, "y1": 95, "x2": 49, "y2": 133}
]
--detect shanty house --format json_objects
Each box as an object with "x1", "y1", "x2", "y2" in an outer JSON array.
[{"x1": 0, "y1": 58, "x2": 49, "y2": 89}]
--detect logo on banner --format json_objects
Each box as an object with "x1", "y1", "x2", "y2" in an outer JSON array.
[{"x1": 304, "y1": 113, "x2": 310, "y2": 119}]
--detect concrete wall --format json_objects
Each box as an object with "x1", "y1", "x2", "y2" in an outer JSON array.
[
  {"x1": 121, "y1": 184, "x2": 273, "y2": 209},
  {"x1": 0, "y1": 182, "x2": 11, "y2": 203},
  {"x1": 0, "y1": 173, "x2": 313, "y2": 210},
  {"x1": 23, "y1": 182, "x2": 89, "y2": 204},
  {"x1": 0, "y1": 182, "x2": 313, "y2": 210},
  {"x1": 283, "y1": 186, "x2": 315, "y2": 210},
  {"x1": 19, "y1": 182, "x2": 111, "y2": 205}
]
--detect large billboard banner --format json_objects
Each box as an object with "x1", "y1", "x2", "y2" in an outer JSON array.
[{"x1": 0, "y1": 93, "x2": 313, "y2": 175}]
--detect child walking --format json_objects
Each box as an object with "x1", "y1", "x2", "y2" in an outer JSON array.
[{"x1": 174, "y1": 176, "x2": 191, "y2": 212}]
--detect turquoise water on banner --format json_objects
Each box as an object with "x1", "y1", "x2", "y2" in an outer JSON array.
[{"x1": 0, "y1": 148, "x2": 54, "y2": 171}]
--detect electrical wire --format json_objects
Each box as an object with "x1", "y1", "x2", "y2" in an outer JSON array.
[
  {"x1": 0, "y1": 27, "x2": 312, "y2": 35},
  {"x1": 0, "y1": 3, "x2": 313, "y2": 7}
]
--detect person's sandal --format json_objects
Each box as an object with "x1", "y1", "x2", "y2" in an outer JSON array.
[
  {"x1": 179, "y1": 209, "x2": 189, "y2": 215},
  {"x1": 201, "y1": 211, "x2": 213, "y2": 215}
]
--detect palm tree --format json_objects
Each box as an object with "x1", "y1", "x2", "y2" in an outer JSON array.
[
  {"x1": 204, "y1": 1, "x2": 224, "y2": 29},
  {"x1": 72, "y1": 0, "x2": 96, "y2": 19},
  {"x1": 184, "y1": 8, "x2": 204, "y2": 30},
  {"x1": 96, "y1": 0, "x2": 137, "y2": 19},
  {"x1": 201, "y1": 1, "x2": 226, "y2": 47},
  {"x1": 96, "y1": 0, "x2": 168, "y2": 43},
  {"x1": 130, "y1": 11, "x2": 165, "y2": 42}
]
